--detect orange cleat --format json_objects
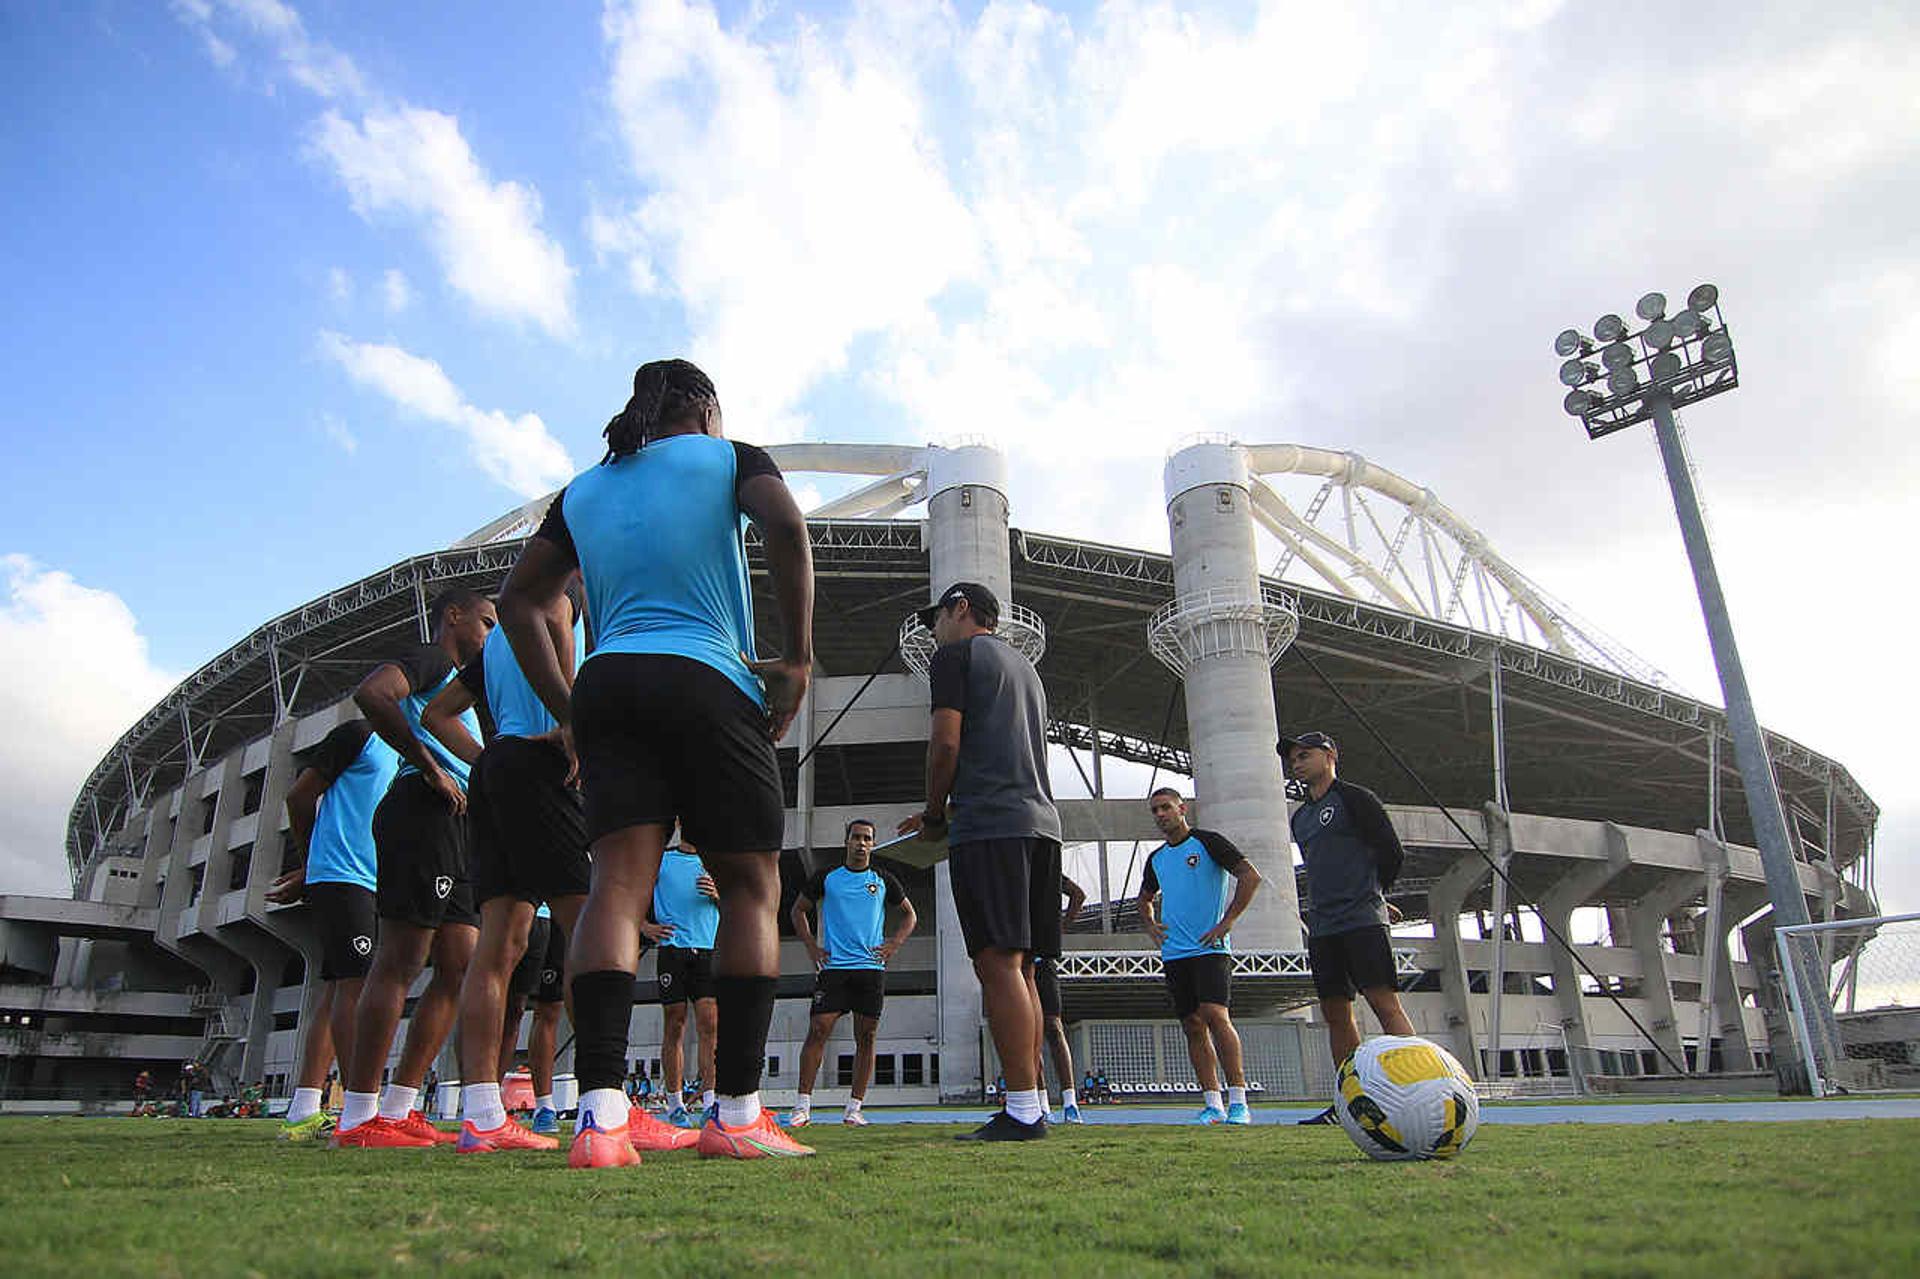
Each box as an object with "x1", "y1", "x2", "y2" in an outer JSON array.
[
  {"x1": 627, "y1": 1108, "x2": 701, "y2": 1152},
  {"x1": 331, "y1": 1116, "x2": 436, "y2": 1149},
  {"x1": 568, "y1": 1116, "x2": 641, "y2": 1169},
  {"x1": 456, "y1": 1118, "x2": 560, "y2": 1154},
  {"x1": 698, "y1": 1110, "x2": 816, "y2": 1159},
  {"x1": 397, "y1": 1109, "x2": 458, "y2": 1145}
]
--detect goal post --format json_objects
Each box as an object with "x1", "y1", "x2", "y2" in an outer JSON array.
[{"x1": 1776, "y1": 912, "x2": 1920, "y2": 1098}]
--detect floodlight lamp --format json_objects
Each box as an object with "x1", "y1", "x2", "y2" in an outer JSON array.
[
  {"x1": 1563, "y1": 389, "x2": 1596, "y2": 416},
  {"x1": 1600, "y1": 341, "x2": 1636, "y2": 372},
  {"x1": 1554, "y1": 328, "x2": 1590, "y2": 357},
  {"x1": 1687, "y1": 283, "x2": 1719, "y2": 312},
  {"x1": 1635, "y1": 292, "x2": 1667, "y2": 322},
  {"x1": 1644, "y1": 318, "x2": 1677, "y2": 349},
  {"x1": 1701, "y1": 331, "x2": 1734, "y2": 364},
  {"x1": 1607, "y1": 366, "x2": 1640, "y2": 396},
  {"x1": 1650, "y1": 351, "x2": 1683, "y2": 382},
  {"x1": 1559, "y1": 358, "x2": 1600, "y2": 387},
  {"x1": 1594, "y1": 313, "x2": 1628, "y2": 342},
  {"x1": 1672, "y1": 308, "x2": 1707, "y2": 339}
]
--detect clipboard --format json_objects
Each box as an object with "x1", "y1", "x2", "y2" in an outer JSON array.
[{"x1": 874, "y1": 828, "x2": 950, "y2": 869}]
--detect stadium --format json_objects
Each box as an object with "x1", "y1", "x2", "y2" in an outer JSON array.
[{"x1": 0, "y1": 436, "x2": 1885, "y2": 1116}]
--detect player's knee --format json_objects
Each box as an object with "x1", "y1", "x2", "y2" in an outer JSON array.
[{"x1": 1181, "y1": 1012, "x2": 1207, "y2": 1036}]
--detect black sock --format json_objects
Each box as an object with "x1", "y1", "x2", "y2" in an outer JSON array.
[
  {"x1": 713, "y1": 975, "x2": 777, "y2": 1096},
  {"x1": 570, "y1": 969, "x2": 636, "y2": 1093}
]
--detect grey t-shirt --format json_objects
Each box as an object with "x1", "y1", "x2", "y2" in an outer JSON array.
[
  {"x1": 928, "y1": 634, "x2": 1062, "y2": 845},
  {"x1": 1289, "y1": 779, "x2": 1404, "y2": 935}
]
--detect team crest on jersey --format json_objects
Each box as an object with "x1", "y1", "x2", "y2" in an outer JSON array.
[
  {"x1": 661, "y1": 971, "x2": 674, "y2": 989},
  {"x1": 866, "y1": 881, "x2": 879, "y2": 895},
  {"x1": 434, "y1": 875, "x2": 453, "y2": 899},
  {"x1": 542, "y1": 969, "x2": 558, "y2": 985},
  {"x1": 352, "y1": 935, "x2": 373, "y2": 956},
  {"x1": 1186, "y1": 853, "x2": 1199, "y2": 868},
  {"x1": 1318, "y1": 806, "x2": 1334, "y2": 826}
]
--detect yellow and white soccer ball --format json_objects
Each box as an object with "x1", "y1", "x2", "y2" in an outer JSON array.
[{"x1": 1334, "y1": 1034, "x2": 1479, "y2": 1162}]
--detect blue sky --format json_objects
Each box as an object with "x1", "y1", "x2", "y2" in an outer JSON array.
[{"x1": 2, "y1": 1, "x2": 1916, "y2": 906}]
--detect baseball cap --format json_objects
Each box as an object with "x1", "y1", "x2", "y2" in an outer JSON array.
[
  {"x1": 1277, "y1": 730, "x2": 1337, "y2": 755},
  {"x1": 915, "y1": 581, "x2": 1000, "y2": 629}
]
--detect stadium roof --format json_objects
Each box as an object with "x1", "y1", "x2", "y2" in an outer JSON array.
[{"x1": 66, "y1": 518, "x2": 1877, "y2": 886}]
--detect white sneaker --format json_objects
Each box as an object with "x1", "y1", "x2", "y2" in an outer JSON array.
[{"x1": 842, "y1": 1110, "x2": 870, "y2": 1126}]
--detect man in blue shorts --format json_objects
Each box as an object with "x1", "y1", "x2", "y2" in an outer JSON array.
[
  {"x1": 1138, "y1": 787, "x2": 1263, "y2": 1125},
  {"x1": 267, "y1": 717, "x2": 399, "y2": 1141},
  {"x1": 500, "y1": 358, "x2": 815, "y2": 1166},
  {"x1": 645, "y1": 837, "x2": 720, "y2": 1134}
]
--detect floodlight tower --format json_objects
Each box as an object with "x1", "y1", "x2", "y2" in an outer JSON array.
[{"x1": 1553, "y1": 286, "x2": 1821, "y2": 1082}]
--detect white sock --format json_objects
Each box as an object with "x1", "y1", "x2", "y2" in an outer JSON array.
[
  {"x1": 1227, "y1": 1086, "x2": 1247, "y2": 1107},
  {"x1": 579, "y1": 1087, "x2": 630, "y2": 1131},
  {"x1": 287, "y1": 1087, "x2": 323, "y2": 1124},
  {"x1": 1062, "y1": 1087, "x2": 1078, "y2": 1109},
  {"x1": 794, "y1": 1093, "x2": 812, "y2": 1115},
  {"x1": 378, "y1": 1084, "x2": 419, "y2": 1121},
  {"x1": 464, "y1": 1083, "x2": 506, "y2": 1131},
  {"x1": 700, "y1": 1089, "x2": 716, "y2": 1111},
  {"x1": 1006, "y1": 1088, "x2": 1045, "y2": 1125},
  {"x1": 718, "y1": 1093, "x2": 761, "y2": 1127},
  {"x1": 1203, "y1": 1089, "x2": 1224, "y2": 1114},
  {"x1": 845, "y1": 1096, "x2": 863, "y2": 1115},
  {"x1": 536, "y1": 1094, "x2": 554, "y2": 1111},
  {"x1": 340, "y1": 1090, "x2": 379, "y2": 1131}
]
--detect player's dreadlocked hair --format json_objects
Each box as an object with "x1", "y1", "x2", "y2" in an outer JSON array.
[{"x1": 601, "y1": 359, "x2": 720, "y2": 463}]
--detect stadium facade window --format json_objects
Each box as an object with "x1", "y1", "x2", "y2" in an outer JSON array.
[
  {"x1": 188, "y1": 866, "x2": 205, "y2": 905},
  {"x1": 1546, "y1": 1049, "x2": 1568, "y2": 1076},
  {"x1": 902, "y1": 1053, "x2": 924, "y2": 1085},
  {"x1": 241, "y1": 773, "x2": 265, "y2": 817},
  {"x1": 776, "y1": 749, "x2": 799, "y2": 808},
  {"x1": 836, "y1": 1053, "x2": 854, "y2": 1087},
  {"x1": 200, "y1": 799, "x2": 219, "y2": 836},
  {"x1": 227, "y1": 846, "x2": 253, "y2": 891},
  {"x1": 931, "y1": 1056, "x2": 939, "y2": 1085},
  {"x1": 808, "y1": 742, "x2": 927, "y2": 807},
  {"x1": 874, "y1": 1054, "x2": 895, "y2": 1086},
  {"x1": 766, "y1": 1056, "x2": 780, "y2": 1077}
]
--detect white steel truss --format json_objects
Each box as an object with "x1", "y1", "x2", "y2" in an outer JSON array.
[{"x1": 1055, "y1": 949, "x2": 1421, "y2": 981}]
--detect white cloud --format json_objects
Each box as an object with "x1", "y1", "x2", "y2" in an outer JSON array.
[
  {"x1": 172, "y1": 0, "x2": 365, "y2": 99},
  {"x1": 0, "y1": 557, "x2": 177, "y2": 896},
  {"x1": 312, "y1": 108, "x2": 576, "y2": 338},
  {"x1": 320, "y1": 412, "x2": 358, "y2": 455},
  {"x1": 326, "y1": 265, "x2": 351, "y2": 302},
  {"x1": 319, "y1": 332, "x2": 574, "y2": 496},
  {"x1": 381, "y1": 268, "x2": 412, "y2": 313}
]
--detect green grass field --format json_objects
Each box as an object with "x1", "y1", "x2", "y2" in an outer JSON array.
[{"x1": 4, "y1": 1116, "x2": 1917, "y2": 1277}]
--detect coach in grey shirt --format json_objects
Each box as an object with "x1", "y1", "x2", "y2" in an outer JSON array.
[{"x1": 899, "y1": 581, "x2": 1060, "y2": 1142}]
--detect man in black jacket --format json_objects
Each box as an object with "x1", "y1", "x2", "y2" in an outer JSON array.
[{"x1": 1281, "y1": 731, "x2": 1417, "y2": 1125}]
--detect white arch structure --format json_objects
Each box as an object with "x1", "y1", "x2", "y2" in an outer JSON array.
[{"x1": 450, "y1": 439, "x2": 1665, "y2": 687}]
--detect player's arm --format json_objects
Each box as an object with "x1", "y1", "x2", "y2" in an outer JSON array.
[
  {"x1": 638, "y1": 901, "x2": 675, "y2": 944},
  {"x1": 736, "y1": 448, "x2": 814, "y2": 742},
  {"x1": 876, "y1": 872, "x2": 917, "y2": 963},
  {"x1": 1136, "y1": 860, "x2": 1166, "y2": 946},
  {"x1": 790, "y1": 892, "x2": 824, "y2": 968},
  {"x1": 266, "y1": 767, "x2": 329, "y2": 904},
  {"x1": 500, "y1": 531, "x2": 579, "y2": 730},
  {"x1": 353, "y1": 663, "x2": 464, "y2": 813},
  {"x1": 420, "y1": 676, "x2": 484, "y2": 767},
  {"x1": 1197, "y1": 832, "x2": 1261, "y2": 946},
  {"x1": 1061, "y1": 874, "x2": 1088, "y2": 925},
  {"x1": 1344, "y1": 784, "x2": 1406, "y2": 891},
  {"x1": 902, "y1": 642, "x2": 965, "y2": 836}
]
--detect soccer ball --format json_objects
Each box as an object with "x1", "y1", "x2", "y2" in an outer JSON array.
[{"x1": 1334, "y1": 1034, "x2": 1479, "y2": 1162}]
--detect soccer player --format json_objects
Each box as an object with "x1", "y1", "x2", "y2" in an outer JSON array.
[
  {"x1": 332, "y1": 589, "x2": 492, "y2": 1148},
  {"x1": 519, "y1": 908, "x2": 569, "y2": 1134},
  {"x1": 1279, "y1": 731, "x2": 1416, "y2": 1126},
  {"x1": 645, "y1": 837, "x2": 720, "y2": 1131},
  {"x1": 1034, "y1": 874, "x2": 1087, "y2": 1123},
  {"x1": 786, "y1": 818, "x2": 917, "y2": 1127},
  {"x1": 898, "y1": 581, "x2": 1062, "y2": 1142},
  {"x1": 499, "y1": 358, "x2": 815, "y2": 1166},
  {"x1": 1138, "y1": 788, "x2": 1263, "y2": 1126},
  {"x1": 267, "y1": 716, "x2": 399, "y2": 1141}
]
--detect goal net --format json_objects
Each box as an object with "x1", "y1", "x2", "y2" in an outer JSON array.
[{"x1": 1776, "y1": 912, "x2": 1920, "y2": 1097}]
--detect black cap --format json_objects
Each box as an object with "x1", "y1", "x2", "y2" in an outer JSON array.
[
  {"x1": 916, "y1": 581, "x2": 1000, "y2": 629},
  {"x1": 1277, "y1": 730, "x2": 1337, "y2": 755}
]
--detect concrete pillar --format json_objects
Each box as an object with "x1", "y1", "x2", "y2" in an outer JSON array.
[
  {"x1": 1538, "y1": 823, "x2": 1631, "y2": 1093},
  {"x1": 246, "y1": 719, "x2": 327, "y2": 1089},
  {"x1": 924, "y1": 443, "x2": 1013, "y2": 1102},
  {"x1": 1625, "y1": 869, "x2": 1705, "y2": 1072},
  {"x1": 1161, "y1": 441, "x2": 1300, "y2": 949},
  {"x1": 1482, "y1": 805, "x2": 1513, "y2": 1079},
  {"x1": 1426, "y1": 853, "x2": 1492, "y2": 1075}
]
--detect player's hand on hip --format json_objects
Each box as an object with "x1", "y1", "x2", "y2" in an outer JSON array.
[
  {"x1": 426, "y1": 766, "x2": 467, "y2": 816},
  {"x1": 639, "y1": 919, "x2": 675, "y2": 944},
  {"x1": 807, "y1": 944, "x2": 826, "y2": 970},
  {"x1": 875, "y1": 940, "x2": 900, "y2": 964},
  {"x1": 265, "y1": 867, "x2": 305, "y2": 905},
  {"x1": 1385, "y1": 901, "x2": 1403, "y2": 923},
  {"x1": 533, "y1": 725, "x2": 579, "y2": 787},
  {"x1": 1144, "y1": 918, "x2": 1167, "y2": 946},
  {"x1": 749, "y1": 656, "x2": 810, "y2": 742},
  {"x1": 695, "y1": 873, "x2": 719, "y2": 902}
]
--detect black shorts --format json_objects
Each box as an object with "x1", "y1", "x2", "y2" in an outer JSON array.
[
  {"x1": 949, "y1": 837, "x2": 1062, "y2": 959},
  {"x1": 656, "y1": 946, "x2": 715, "y2": 1006},
  {"x1": 1035, "y1": 956, "x2": 1062, "y2": 1019},
  {"x1": 1164, "y1": 953, "x2": 1233, "y2": 1019},
  {"x1": 1307, "y1": 924, "x2": 1399, "y2": 1001},
  {"x1": 372, "y1": 773, "x2": 478, "y2": 929},
  {"x1": 510, "y1": 914, "x2": 567, "y2": 1002},
  {"x1": 571, "y1": 653, "x2": 784, "y2": 851},
  {"x1": 812, "y1": 968, "x2": 885, "y2": 1018},
  {"x1": 308, "y1": 882, "x2": 377, "y2": 981},
  {"x1": 468, "y1": 736, "x2": 591, "y2": 906}
]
